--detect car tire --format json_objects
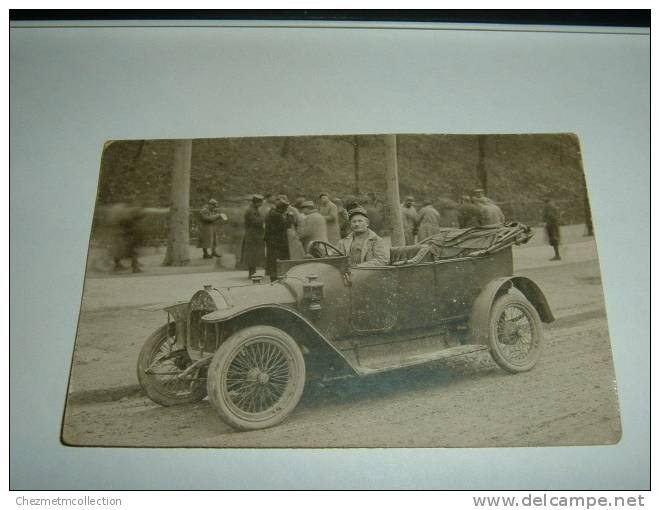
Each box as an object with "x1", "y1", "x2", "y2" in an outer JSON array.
[
  {"x1": 137, "y1": 324, "x2": 207, "y2": 406},
  {"x1": 207, "y1": 325, "x2": 306, "y2": 431},
  {"x1": 488, "y1": 289, "x2": 543, "y2": 373}
]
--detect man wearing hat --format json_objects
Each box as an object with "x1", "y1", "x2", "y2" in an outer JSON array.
[
  {"x1": 198, "y1": 198, "x2": 228, "y2": 259},
  {"x1": 264, "y1": 195, "x2": 291, "y2": 279},
  {"x1": 337, "y1": 207, "x2": 389, "y2": 267},
  {"x1": 401, "y1": 196, "x2": 419, "y2": 246},
  {"x1": 542, "y1": 196, "x2": 562, "y2": 261},
  {"x1": 318, "y1": 192, "x2": 341, "y2": 245},
  {"x1": 240, "y1": 194, "x2": 266, "y2": 278},
  {"x1": 298, "y1": 200, "x2": 327, "y2": 251}
]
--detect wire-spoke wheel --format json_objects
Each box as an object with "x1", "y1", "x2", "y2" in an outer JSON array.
[
  {"x1": 137, "y1": 324, "x2": 207, "y2": 406},
  {"x1": 488, "y1": 290, "x2": 543, "y2": 373},
  {"x1": 207, "y1": 326, "x2": 305, "y2": 431}
]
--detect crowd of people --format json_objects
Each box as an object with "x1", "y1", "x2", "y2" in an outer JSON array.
[{"x1": 200, "y1": 187, "x2": 509, "y2": 281}]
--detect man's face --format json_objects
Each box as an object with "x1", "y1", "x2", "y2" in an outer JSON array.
[
  {"x1": 320, "y1": 195, "x2": 330, "y2": 205},
  {"x1": 473, "y1": 191, "x2": 484, "y2": 199},
  {"x1": 404, "y1": 199, "x2": 413, "y2": 207},
  {"x1": 350, "y1": 215, "x2": 369, "y2": 234}
]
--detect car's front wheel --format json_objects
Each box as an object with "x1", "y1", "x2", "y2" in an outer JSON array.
[
  {"x1": 207, "y1": 326, "x2": 306, "y2": 430},
  {"x1": 488, "y1": 289, "x2": 543, "y2": 373}
]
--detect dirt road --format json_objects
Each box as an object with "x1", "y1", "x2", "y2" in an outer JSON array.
[{"x1": 62, "y1": 259, "x2": 621, "y2": 448}]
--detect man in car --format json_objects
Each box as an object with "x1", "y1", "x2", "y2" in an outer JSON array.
[{"x1": 337, "y1": 206, "x2": 389, "y2": 267}]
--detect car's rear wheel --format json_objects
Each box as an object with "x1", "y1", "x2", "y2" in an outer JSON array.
[
  {"x1": 207, "y1": 326, "x2": 305, "y2": 431},
  {"x1": 488, "y1": 289, "x2": 543, "y2": 373},
  {"x1": 137, "y1": 324, "x2": 207, "y2": 406}
]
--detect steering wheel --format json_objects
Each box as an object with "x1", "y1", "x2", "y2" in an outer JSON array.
[{"x1": 307, "y1": 240, "x2": 344, "y2": 258}]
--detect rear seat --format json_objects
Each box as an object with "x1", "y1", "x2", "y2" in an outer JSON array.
[{"x1": 389, "y1": 245, "x2": 425, "y2": 265}]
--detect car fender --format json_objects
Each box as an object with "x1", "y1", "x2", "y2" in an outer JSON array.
[
  {"x1": 468, "y1": 276, "x2": 554, "y2": 345},
  {"x1": 202, "y1": 304, "x2": 360, "y2": 376}
]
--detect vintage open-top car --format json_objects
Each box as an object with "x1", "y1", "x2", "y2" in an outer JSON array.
[{"x1": 137, "y1": 223, "x2": 554, "y2": 430}]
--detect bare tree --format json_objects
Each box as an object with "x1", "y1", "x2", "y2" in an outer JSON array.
[{"x1": 162, "y1": 140, "x2": 192, "y2": 266}]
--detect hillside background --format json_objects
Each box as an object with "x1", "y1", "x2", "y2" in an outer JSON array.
[{"x1": 95, "y1": 133, "x2": 591, "y2": 245}]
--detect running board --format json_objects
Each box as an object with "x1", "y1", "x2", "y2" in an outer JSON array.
[{"x1": 340, "y1": 341, "x2": 489, "y2": 375}]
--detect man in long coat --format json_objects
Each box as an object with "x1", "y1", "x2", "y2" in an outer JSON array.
[
  {"x1": 319, "y1": 192, "x2": 341, "y2": 245},
  {"x1": 264, "y1": 196, "x2": 290, "y2": 280},
  {"x1": 543, "y1": 197, "x2": 562, "y2": 261},
  {"x1": 198, "y1": 198, "x2": 227, "y2": 259},
  {"x1": 298, "y1": 200, "x2": 327, "y2": 251},
  {"x1": 417, "y1": 200, "x2": 442, "y2": 240},
  {"x1": 401, "y1": 196, "x2": 419, "y2": 245},
  {"x1": 240, "y1": 194, "x2": 266, "y2": 278}
]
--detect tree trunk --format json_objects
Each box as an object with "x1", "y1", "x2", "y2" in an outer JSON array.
[
  {"x1": 162, "y1": 140, "x2": 191, "y2": 266},
  {"x1": 385, "y1": 135, "x2": 405, "y2": 247},
  {"x1": 477, "y1": 135, "x2": 488, "y2": 193}
]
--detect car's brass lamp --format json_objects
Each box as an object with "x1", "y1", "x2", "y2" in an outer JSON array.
[{"x1": 302, "y1": 274, "x2": 324, "y2": 317}]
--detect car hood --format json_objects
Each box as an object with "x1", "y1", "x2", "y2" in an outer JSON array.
[{"x1": 200, "y1": 280, "x2": 297, "y2": 322}]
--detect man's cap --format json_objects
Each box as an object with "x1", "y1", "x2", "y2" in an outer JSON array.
[
  {"x1": 405, "y1": 195, "x2": 414, "y2": 201},
  {"x1": 319, "y1": 192, "x2": 330, "y2": 198},
  {"x1": 277, "y1": 194, "x2": 290, "y2": 205},
  {"x1": 208, "y1": 198, "x2": 218, "y2": 205},
  {"x1": 252, "y1": 194, "x2": 264, "y2": 201},
  {"x1": 294, "y1": 197, "x2": 306, "y2": 207},
  {"x1": 348, "y1": 206, "x2": 369, "y2": 220},
  {"x1": 472, "y1": 188, "x2": 485, "y2": 194},
  {"x1": 300, "y1": 200, "x2": 315, "y2": 209}
]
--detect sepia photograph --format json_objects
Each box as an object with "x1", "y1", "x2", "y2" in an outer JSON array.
[{"x1": 61, "y1": 132, "x2": 621, "y2": 448}]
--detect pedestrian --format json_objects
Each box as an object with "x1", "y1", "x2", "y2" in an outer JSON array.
[
  {"x1": 543, "y1": 197, "x2": 562, "y2": 261},
  {"x1": 258, "y1": 193, "x2": 276, "y2": 222},
  {"x1": 198, "y1": 198, "x2": 228, "y2": 259},
  {"x1": 436, "y1": 196, "x2": 460, "y2": 228},
  {"x1": 286, "y1": 198, "x2": 306, "y2": 260},
  {"x1": 264, "y1": 195, "x2": 291, "y2": 280},
  {"x1": 471, "y1": 189, "x2": 505, "y2": 226},
  {"x1": 106, "y1": 201, "x2": 146, "y2": 273},
  {"x1": 240, "y1": 194, "x2": 266, "y2": 278},
  {"x1": 319, "y1": 192, "x2": 341, "y2": 245},
  {"x1": 337, "y1": 206, "x2": 389, "y2": 266},
  {"x1": 298, "y1": 200, "x2": 328, "y2": 251},
  {"x1": 417, "y1": 199, "x2": 442, "y2": 240},
  {"x1": 458, "y1": 195, "x2": 481, "y2": 228},
  {"x1": 401, "y1": 196, "x2": 419, "y2": 245}
]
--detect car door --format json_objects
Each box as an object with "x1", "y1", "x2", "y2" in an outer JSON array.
[{"x1": 349, "y1": 266, "x2": 397, "y2": 333}]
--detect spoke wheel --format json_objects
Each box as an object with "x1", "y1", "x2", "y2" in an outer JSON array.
[
  {"x1": 207, "y1": 326, "x2": 305, "y2": 431},
  {"x1": 137, "y1": 324, "x2": 207, "y2": 406},
  {"x1": 488, "y1": 290, "x2": 543, "y2": 373}
]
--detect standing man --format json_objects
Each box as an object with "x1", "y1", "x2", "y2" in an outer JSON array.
[
  {"x1": 334, "y1": 197, "x2": 350, "y2": 239},
  {"x1": 240, "y1": 194, "x2": 266, "y2": 278},
  {"x1": 417, "y1": 199, "x2": 442, "y2": 240},
  {"x1": 337, "y1": 206, "x2": 389, "y2": 266},
  {"x1": 259, "y1": 193, "x2": 276, "y2": 222},
  {"x1": 401, "y1": 196, "x2": 419, "y2": 245},
  {"x1": 264, "y1": 195, "x2": 290, "y2": 280},
  {"x1": 198, "y1": 198, "x2": 227, "y2": 259},
  {"x1": 543, "y1": 196, "x2": 562, "y2": 261},
  {"x1": 319, "y1": 192, "x2": 341, "y2": 245},
  {"x1": 298, "y1": 200, "x2": 328, "y2": 251},
  {"x1": 471, "y1": 188, "x2": 505, "y2": 226},
  {"x1": 458, "y1": 195, "x2": 481, "y2": 228}
]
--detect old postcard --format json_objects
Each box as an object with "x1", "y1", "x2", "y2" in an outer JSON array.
[{"x1": 62, "y1": 133, "x2": 620, "y2": 447}]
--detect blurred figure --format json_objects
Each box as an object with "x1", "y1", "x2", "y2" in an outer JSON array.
[
  {"x1": 240, "y1": 194, "x2": 266, "y2": 278},
  {"x1": 106, "y1": 201, "x2": 146, "y2": 273},
  {"x1": 198, "y1": 198, "x2": 228, "y2": 259},
  {"x1": 543, "y1": 196, "x2": 562, "y2": 261},
  {"x1": 436, "y1": 196, "x2": 460, "y2": 228},
  {"x1": 319, "y1": 192, "x2": 341, "y2": 245},
  {"x1": 417, "y1": 199, "x2": 442, "y2": 240},
  {"x1": 458, "y1": 195, "x2": 481, "y2": 228},
  {"x1": 401, "y1": 196, "x2": 419, "y2": 245},
  {"x1": 264, "y1": 195, "x2": 290, "y2": 280},
  {"x1": 298, "y1": 200, "x2": 328, "y2": 251}
]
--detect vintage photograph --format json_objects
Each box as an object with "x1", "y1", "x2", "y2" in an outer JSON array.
[{"x1": 61, "y1": 133, "x2": 621, "y2": 447}]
